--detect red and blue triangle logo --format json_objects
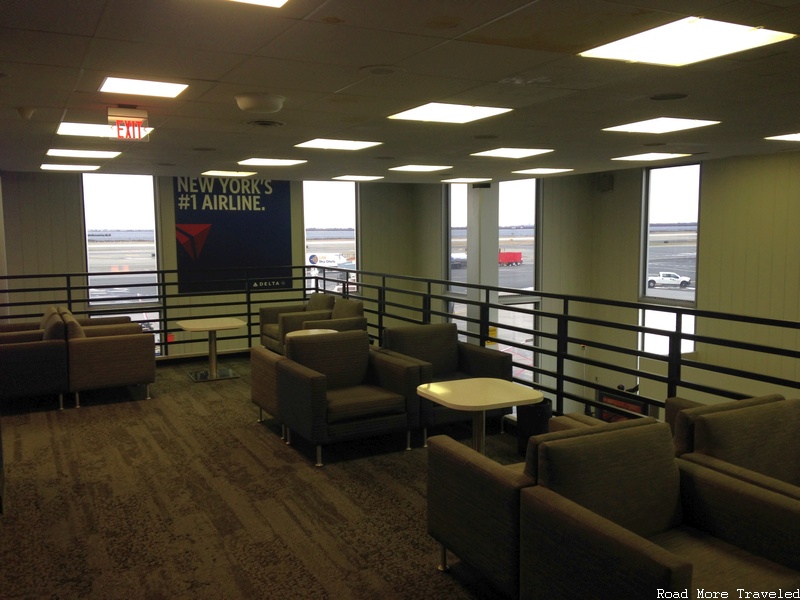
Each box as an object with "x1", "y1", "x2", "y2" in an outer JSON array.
[{"x1": 176, "y1": 224, "x2": 212, "y2": 260}]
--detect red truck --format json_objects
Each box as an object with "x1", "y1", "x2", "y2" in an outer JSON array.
[{"x1": 498, "y1": 251, "x2": 523, "y2": 266}]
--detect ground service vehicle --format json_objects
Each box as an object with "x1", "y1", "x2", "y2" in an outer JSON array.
[
  {"x1": 647, "y1": 272, "x2": 691, "y2": 288},
  {"x1": 498, "y1": 251, "x2": 523, "y2": 266}
]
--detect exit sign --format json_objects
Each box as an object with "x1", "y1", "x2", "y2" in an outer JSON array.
[{"x1": 108, "y1": 107, "x2": 150, "y2": 142}]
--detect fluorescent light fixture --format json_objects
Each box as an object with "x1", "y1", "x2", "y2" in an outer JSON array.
[
  {"x1": 295, "y1": 138, "x2": 382, "y2": 151},
  {"x1": 99, "y1": 76, "x2": 188, "y2": 98},
  {"x1": 765, "y1": 133, "x2": 800, "y2": 142},
  {"x1": 604, "y1": 117, "x2": 720, "y2": 134},
  {"x1": 471, "y1": 148, "x2": 553, "y2": 159},
  {"x1": 201, "y1": 170, "x2": 257, "y2": 177},
  {"x1": 57, "y1": 122, "x2": 154, "y2": 138},
  {"x1": 333, "y1": 175, "x2": 385, "y2": 181},
  {"x1": 612, "y1": 152, "x2": 692, "y2": 161},
  {"x1": 512, "y1": 168, "x2": 574, "y2": 175},
  {"x1": 580, "y1": 17, "x2": 795, "y2": 66},
  {"x1": 47, "y1": 149, "x2": 121, "y2": 159},
  {"x1": 442, "y1": 177, "x2": 492, "y2": 183},
  {"x1": 388, "y1": 102, "x2": 512, "y2": 124},
  {"x1": 40, "y1": 164, "x2": 100, "y2": 171},
  {"x1": 228, "y1": 0, "x2": 290, "y2": 7},
  {"x1": 389, "y1": 164, "x2": 452, "y2": 172},
  {"x1": 238, "y1": 158, "x2": 307, "y2": 166}
]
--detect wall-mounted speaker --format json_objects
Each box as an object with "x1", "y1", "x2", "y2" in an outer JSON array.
[{"x1": 595, "y1": 173, "x2": 614, "y2": 192}]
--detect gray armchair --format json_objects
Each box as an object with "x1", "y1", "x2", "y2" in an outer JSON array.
[
  {"x1": 250, "y1": 345, "x2": 288, "y2": 437},
  {"x1": 276, "y1": 330, "x2": 421, "y2": 466},
  {"x1": 380, "y1": 323, "x2": 513, "y2": 442},
  {"x1": 62, "y1": 311, "x2": 155, "y2": 408},
  {"x1": 680, "y1": 397, "x2": 800, "y2": 501},
  {"x1": 519, "y1": 420, "x2": 800, "y2": 598},
  {"x1": 427, "y1": 418, "x2": 652, "y2": 599},
  {"x1": 302, "y1": 297, "x2": 367, "y2": 333},
  {"x1": 259, "y1": 292, "x2": 336, "y2": 353}
]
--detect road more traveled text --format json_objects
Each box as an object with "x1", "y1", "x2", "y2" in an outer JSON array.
[{"x1": 657, "y1": 589, "x2": 800, "y2": 598}]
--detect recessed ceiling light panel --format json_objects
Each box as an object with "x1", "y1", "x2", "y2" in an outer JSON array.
[
  {"x1": 765, "y1": 133, "x2": 800, "y2": 142},
  {"x1": 604, "y1": 117, "x2": 720, "y2": 134},
  {"x1": 580, "y1": 17, "x2": 795, "y2": 66},
  {"x1": 99, "y1": 76, "x2": 187, "y2": 98},
  {"x1": 40, "y1": 164, "x2": 100, "y2": 171},
  {"x1": 228, "y1": 0, "x2": 290, "y2": 7},
  {"x1": 389, "y1": 164, "x2": 452, "y2": 172},
  {"x1": 512, "y1": 168, "x2": 574, "y2": 175},
  {"x1": 296, "y1": 139, "x2": 382, "y2": 151},
  {"x1": 612, "y1": 152, "x2": 692, "y2": 161},
  {"x1": 201, "y1": 170, "x2": 257, "y2": 177},
  {"x1": 333, "y1": 175, "x2": 385, "y2": 181},
  {"x1": 47, "y1": 149, "x2": 121, "y2": 159},
  {"x1": 471, "y1": 148, "x2": 553, "y2": 159},
  {"x1": 238, "y1": 158, "x2": 307, "y2": 166},
  {"x1": 388, "y1": 102, "x2": 511, "y2": 124},
  {"x1": 442, "y1": 177, "x2": 492, "y2": 183}
]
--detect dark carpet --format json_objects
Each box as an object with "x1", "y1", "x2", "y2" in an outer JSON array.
[{"x1": 0, "y1": 355, "x2": 519, "y2": 599}]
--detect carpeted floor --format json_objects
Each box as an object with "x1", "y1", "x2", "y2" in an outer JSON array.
[{"x1": 0, "y1": 354, "x2": 520, "y2": 599}]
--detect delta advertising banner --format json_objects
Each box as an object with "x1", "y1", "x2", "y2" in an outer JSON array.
[{"x1": 173, "y1": 177, "x2": 292, "y2": 293}]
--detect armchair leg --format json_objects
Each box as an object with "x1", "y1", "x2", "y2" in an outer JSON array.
[
  {"x1": 280, "y1": 424, "x2": 286, "y2": 440},
  {"x1": 437, "y1": 543, "x2": 450, "y2": 572},
  {"x1": 59, "y1": 393, "x2": 64, "y2": 411},
  {"x1": 75, "y1": 392, "x2": 81, "y2": 409},
  {"x1": 257, "y1": 407, "x2": 264, "y2": 423},
  {"x1": 315, "y1": 445, "x2": 323, "y2": 467},
  {"x1": 406, "y1": 430, "x2": 411, "y2": 450},
  {"x1": 145, "y1": 384, "x2": 151, "y2": 400},
  {"x1": 423, "y1": 427, "x2": 428, "y2": 448},
  {"x1": 285, "y1": 428, "x2": 291, "y2": 445}
]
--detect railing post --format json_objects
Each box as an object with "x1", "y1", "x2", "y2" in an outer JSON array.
[
  {"x1": 667, "y1": 312, "x2": 682, "y2": 398},
  {"x1": 422, "y1": 282, "x2": 432, "y2": 324},
  {"x1": 377, "y1": 281, "x2": 386, "y2": 345},
  {"x1": 479, "y1": 298, "x2": 490, "y2": 347},
  {"x1": 555, "y1": 301, "x2": 569, "y2": 415}
]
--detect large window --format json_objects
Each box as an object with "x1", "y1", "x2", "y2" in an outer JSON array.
[
  {"x1": 499, "y1": 179, "x2": 536, "y2": 290},
  {"x1": 643, "y1": 164, "x2": 699, "y2": 303},
  {"x1": 303, "y1": 181, "x2": 356, "y2": 292},
  {"x1": 448, "y1": 183, "x2": 468, "y2": 293},
  {"x1": 82, "y1": 173, "x2": 158, "y2": 304}
]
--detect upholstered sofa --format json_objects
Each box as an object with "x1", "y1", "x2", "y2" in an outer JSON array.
[
  {"x1": 259, "y1": 293, "x2": 337, "y2": 353},
  {"x1": 519, "y1": 419, "x2": 800, "y2": 598},
  {"x1": 277, "y1": 330, "x2": 421, "y2": 466},
  {"x1": 379, "y1": 323, "x2": 513, "y2": 442},
  {"x1": 0, "y1": 305, "x2": 69, "y2": 408},
  {"x1": 679, "y1": 397, "x2": 800, "y2": 501}
]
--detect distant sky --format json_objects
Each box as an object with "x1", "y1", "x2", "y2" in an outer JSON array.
[
  {"x1": 647, "y1": 163, "x2": 700, "y2": 223},
  {"x1": 303, "y1": 180, "x2": 356, "y2": 229},
  {"x1": 82, "y1": 173, "x2": 156, "y2": 230},
  {"x1": 450, "y1": 179, "x2": 538, "y2": 227}
]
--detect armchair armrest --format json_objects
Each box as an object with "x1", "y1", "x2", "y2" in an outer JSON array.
[
  {"x1": 428, "y1": 434, "x2": 532, "y2": 598},
  {"x1": 276, "y1": 359, "x2": 328, "y2": 441},
  {"x1": 681, "y1": 452, "x2": 800, "y2": 501},
  {"x1": 0, "y1": 322, "x2": 41, "y2": 333},
  {"x1": 520, "y1": 486, "x2": 692, "y2": 598},
  {"x1": 0, "y1": 329, "x2": 45, "y2": 344},
  {"x1": 278, "y1": 309, "x2": 333, "y2": 336},
  {"x1": 259, "y1": 303, "x2": 308, "y2": 325},
  {"x1": 367, "y1": 349, "x2": 421, "y2": 428},
  {"x1": 677, "y1": 458, "x2": 800, "y2": 570},
  {"x1": 68, "y1": 333, "x2": 155, "y2": 391},
  {"x1": 304, "y1": 315, "x2": 367, "y2": 332},
  {"x1": 375, "y1": 348, "x2": 434, "y2": 382},
  {"x1": 83, "y1": 322, "x2": 143, "y2": 337},
  {"x1": 76, "y1": 315, "x2": 131, "y2": 326},
  {"x1": 457, "y1": 342, "x2": 512, "y2": 379}
]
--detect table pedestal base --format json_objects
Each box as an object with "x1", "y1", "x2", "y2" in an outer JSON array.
[{"x1": 187, "y1": 368, "x2": 239, "y2": 382}]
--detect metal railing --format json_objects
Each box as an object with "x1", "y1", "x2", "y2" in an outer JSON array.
[{"x1": 3, "y1": 265, "x2": 799, "y2": 419}]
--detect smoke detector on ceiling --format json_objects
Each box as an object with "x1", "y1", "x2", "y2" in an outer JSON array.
[{"x1": 235, "y1": 93, "x2": 285, "y2": 114}]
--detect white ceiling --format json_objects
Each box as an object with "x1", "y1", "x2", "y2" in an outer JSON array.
[{"x1": 2, "y1": 0, "x2": 800, "y2": 183}]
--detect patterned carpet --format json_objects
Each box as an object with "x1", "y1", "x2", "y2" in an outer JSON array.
[{"x1": 0, "y1": 355, "x2": 519, "y2": 599}]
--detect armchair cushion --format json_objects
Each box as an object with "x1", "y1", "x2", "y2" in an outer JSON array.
[
  {"x1": 326, "y1": 385, "x2": 405, "y2": 424},
  {"x1": 306, "y1": 292, "x2": 335, "y2": 312},
  {"x1": 671, "y1": 394, "x2": 785, "y2": 456},
  {"x1": 285, "y1": 331, "x2": 368, "y2": 389},
  {"x1": 383, "y1": 323, "x2": 458, "y2": 377},
  {"x1": 691, "y1": 398, "x2": 800, "y2": 486},
  {"x1": 331, "y1": 297, "x2": 362, "y2": 319},
  {"x1": 533, "y1": 418, "x2": 682, "y2": 537}
]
